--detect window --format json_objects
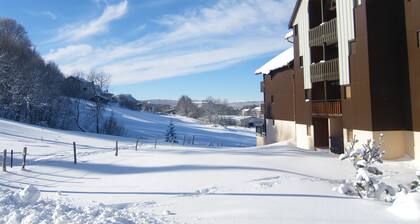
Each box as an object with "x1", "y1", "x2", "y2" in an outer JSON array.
[
  {"x1": 417, "y1": 30, "x2": 420, "y2": 48},
  {"x1": 330, "y1": 0, "x2": 336, "y2": 10},
  {"x1": 271, "y1": 95, "x2": 274, "y2": 104},
  {"x1": 354, "y1": 0, "x2": 362, "y2": 6},
  {"x1": 294, "y1": 25, "x2": 298, "y2": 36},
  {"x1": 299, "y1": 56, "x2": 303, "y2": 67},
  {"x1": 304, "y1": 89, "x2": 311, "y2": 101},
  {"x1": 347, "y1": 129, "x2": 354, "y2": 142},
  {"x1": 307, "y1": 125, "x2": 312, "y2": 136},
  {"x1": 344, "y1": 86, "x2": 352, "y2": 99}
]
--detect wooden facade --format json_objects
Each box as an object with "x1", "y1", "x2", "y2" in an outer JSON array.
[{"x1": 258, "y1": 0, "x2": 420, "y2": 160}]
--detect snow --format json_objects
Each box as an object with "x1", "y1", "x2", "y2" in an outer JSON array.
[
  {"x1": 255, "y1": 47, "x2": 294, "y2": 75},
  {"x1": 18, "y1": 185, "x2": 40, "y2": 204},
  {"x1": 0, "y1": 118, "x2": 419, "y2": 223},
  {"x1": 389, "y1": 192, "x2": 420, "y2": 221},
  {"x1": 104, "y1": 105, "x2": 256, "y2": 147},
  {"x1": 284, "y1": 30, "x2": 294, "y2": 40},
  {"x1": 0, "y1": 187, "x2": 170, "y2": 224}
]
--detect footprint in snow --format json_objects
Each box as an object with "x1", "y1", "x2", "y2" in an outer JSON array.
[{"x1": 162, "y1": 210, "x2": 176, "y2": 216}]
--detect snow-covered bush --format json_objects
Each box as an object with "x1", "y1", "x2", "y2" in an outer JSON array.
[
  {"x1": 409, "y1": 170, "x2": 420, "y2": 192},
  {"x1": 165, "y1": 120, "x2": 178, "y2": 143},
  {"x1": 339, "y1": 134, "x2": 396, "y2": 202}
]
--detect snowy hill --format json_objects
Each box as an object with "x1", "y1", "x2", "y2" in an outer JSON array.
[
  {"x1": 104, "y1": 105, "x2": 256, "y2": 147},
  {"x1": 0, "y1": 118, "x2": 419, "y2": 223}
]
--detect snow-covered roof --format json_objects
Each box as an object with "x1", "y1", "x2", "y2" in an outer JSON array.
[
  {"x1": 284, "y1": 30, "x2": 293, "y2": 40},
  {"x1": 255, "y1": 47, "x2": 294, "y2": 75}
]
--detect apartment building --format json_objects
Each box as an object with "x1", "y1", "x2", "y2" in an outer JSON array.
[{"x1": 256, "y1": 0, "x2": 420, "y2": 161}]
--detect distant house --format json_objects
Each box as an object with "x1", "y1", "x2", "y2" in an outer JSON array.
[
  {"x1": 112, "y1": 94, "x2": 142, "y2": 110},
  {"x1": 62, "y1": 76, "x2": 96, "y2": 100},
  {"x1": 241, "y1": 107, "x2": 262, "y2": 118},
  {"x1": 240, "y1": 117, "x2": 264, "y2": 128}
]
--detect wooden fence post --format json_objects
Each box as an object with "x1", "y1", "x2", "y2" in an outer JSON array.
[
  {"x1": 10, "y1": 150, "x2": 13, "y2": 168},
  {"x1": 22, "y1": 147, "x2": 27, "y2": 170},
  {"x1": 154, "y1": 138, "x2": 157, "y2": 149},
  {"x1": 73, "y1": 142, "x2": 77, "y2": 164},
  {"x1": 115, "y1": 141, "x2": 119, "y2": 156},
  {"x1": 135, "y1": 139, "x2": 139, "y2": 151},
  {"x1": 2, "y1": 149, "x2": 6, "y2": 172}
]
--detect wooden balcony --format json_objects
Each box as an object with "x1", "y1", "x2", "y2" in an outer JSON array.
[
  {"x1": 310, "y1": 58, "x2": 339, "y2": 83},
  {"x1": 309, "y1": 18, "x2": 337, "y2": 47},
  {"x1": 312, "y1": 100, "x2": 342, "y2": 117}
]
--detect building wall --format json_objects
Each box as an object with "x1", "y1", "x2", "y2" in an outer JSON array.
[
  {"x1": 336, "y1": 0, "x2": 355, "y2": 85},
  {"x1": 341, "y1": 2, "x2": 373, "y2": 131},
  {"x1": 405, "y1": 0, "x2": 420, "y2": 132},
  {"x1": 294, "y1": 35, "x2": 312, "y2": 126},
  {"x1": 365, "y1": 0, "x2": 412, "y2": 132},
  {"x1": 263, "y1": 68, "x2": 295, "y2": 121},
  {"x1": 293, "y1": 0, "x2": 312, "y2": 89},
  {"x1": 296, "y1": 123, "x2": 314, "y2": 149},
  {"x1": 263, "y1": 119, "x2": 296, "y2": 145},
  {"x1": 343, "y1": 129, "x2": 418, "y2": 160}
]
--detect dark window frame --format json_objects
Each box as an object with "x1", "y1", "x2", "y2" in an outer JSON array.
[
  {"x1": 304, "y1": 89, "x2": 311, "y2": 101},
  {"x1": 417, "y1": 30, "x2": 420, "y2": 48}
]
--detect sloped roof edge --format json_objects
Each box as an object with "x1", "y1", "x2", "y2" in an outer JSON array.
[{"x1": 288, "y1": 0, "x2": 302, "y2": 28}]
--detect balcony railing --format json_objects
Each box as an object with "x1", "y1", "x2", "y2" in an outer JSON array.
[
  {"x1": 310, "y1": 58, "x2": 339, "y2": 83},
  {"x1": 312, "y1": 100, "x2": 342, "y2": 117},
  {"x1": 309, "y1": 18, "x2": 337, "y2": 47}
]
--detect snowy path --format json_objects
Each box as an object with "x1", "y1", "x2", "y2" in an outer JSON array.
[{"x1": 0, "y1": 118, "x2": 419, "y2": 223}]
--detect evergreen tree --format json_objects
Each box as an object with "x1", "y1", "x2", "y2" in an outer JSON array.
[{"x1": 165, "y1": 119, "x2": 178, "y2": 143}]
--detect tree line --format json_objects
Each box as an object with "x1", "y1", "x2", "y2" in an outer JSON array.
[
  {"x1": 174, "y1": 95, "x2": 239, "y2": 125},
  {"x1": 0, "y1": 18, "x2": 123, "y2": 135}
]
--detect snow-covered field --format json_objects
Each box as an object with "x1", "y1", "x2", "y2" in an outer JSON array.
[
  {"x1": 0, "y1": 118, "x2": 419, "y2": 223},
  {"x1": 106, "y1": 105, "x2": 256, "y2": 147}
]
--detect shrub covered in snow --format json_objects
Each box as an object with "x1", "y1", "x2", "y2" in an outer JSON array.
[
  {"x1": 339, "y1": 135, "x2": 396, "y2": 202},
  {"x1": 339, "y1": 135, "x2": 420, "y2": 204}
]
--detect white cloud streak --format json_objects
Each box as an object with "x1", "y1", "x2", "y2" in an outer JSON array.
[
  {"x1": 41, "y1": 11, "x2": 57, "y2": 20},
  {"x1": 50, "y1": 0, "x2": 128, "y2": 42},
  {"x1": 44, "y1": 0, "x2": 295, "y2": 85}
]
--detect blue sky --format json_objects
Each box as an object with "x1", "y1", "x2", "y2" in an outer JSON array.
[{"x1": 0, "y1": 0, "x2": 294, "y2": 102}]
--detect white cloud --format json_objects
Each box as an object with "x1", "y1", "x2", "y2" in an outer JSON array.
[
  {"x1": 44, "y1": 44, "x2": 93, "y2": 62},
  {"x1": 51, "y1": 0, "x2": 128, "y2": 42},
  {"x1": 45, "y1": 0, "x2": 295, "y2": 84},
  {"x1": 41, "y1": 11, "x2": 57, "y2": 20}
]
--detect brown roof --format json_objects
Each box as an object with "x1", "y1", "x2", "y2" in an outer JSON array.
[{"x1": 288, "y1": 0, "x2": 302, "y2": 28}]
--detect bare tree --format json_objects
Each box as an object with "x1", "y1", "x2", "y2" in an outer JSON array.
[
  {"x1": 74, "y1": 98, "x2": 86, "y2": 132},
  {"x1": 86, "y1": 70, "x2": 111, "y2": 92},
  {"x1": 86, "y1": 71, "x2": 111, "y2": 133},
  {"x1": 175, "y1": 95, "x2": 200, "y2": 118}
]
